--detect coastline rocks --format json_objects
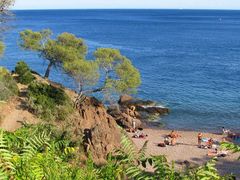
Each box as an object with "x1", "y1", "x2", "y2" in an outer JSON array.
[
  {"x1": 136, "y1": 105, "x2": 169, "y2": 115},
  {"x1": 118, "y1": 94, "x2": 133, "y2": 104},
  {"x1": 107, "y1": 105, "x2": 142, "y2": 129},
  {"x1": 108, "y1": 95, "x2": 169, "y2": 130},
  {"x1": 72, "y1": 97, "x2": 121, "y2": 164},
  {"x1": 118, "y1": 94, "x2": 169, "y2": 117},
  {"x1": 118, "y1": 94, "x2": 156, "y2": 107}
]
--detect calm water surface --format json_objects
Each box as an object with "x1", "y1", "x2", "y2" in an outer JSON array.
[{"x1": 1, "y1": 10, "x2": 240, "y2": 131}]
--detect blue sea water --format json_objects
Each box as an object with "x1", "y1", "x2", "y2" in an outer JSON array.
[{"x1": 1, "y1": 9, "x2": 240, "y2": 132}]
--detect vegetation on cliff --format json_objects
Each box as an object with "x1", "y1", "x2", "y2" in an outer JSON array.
[
  {"x1": 0, "y1": 67, "x2": 18, "y2": 101},
  {"x1": 15, "y1": 61, "x2": 35, "y2": 85},
  {"x1": 27, "y1": 81, "x2": 74, "y2": 121},
  {"x1": 19, "y1": 29, "x2": 141, "y2": 105}
]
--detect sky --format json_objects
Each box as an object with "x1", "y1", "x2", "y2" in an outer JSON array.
[{"x1": 13, "y1": 0, "x2": 240, "y2": 10}]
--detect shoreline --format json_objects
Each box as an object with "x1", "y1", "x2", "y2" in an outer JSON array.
[
  {"x1": 128, "y1": 127, "x2": 240, "y2": 177},
  {"x1": 145, "y1": 116, "x2": 240, "y2": 134}
]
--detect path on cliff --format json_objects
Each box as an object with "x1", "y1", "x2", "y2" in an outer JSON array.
[{"x1": 0, "y1": 84, "x2": 38, "y2": 132}]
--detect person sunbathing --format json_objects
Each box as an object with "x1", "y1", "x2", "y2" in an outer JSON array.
[
  {"x1": 207, "y1": 148, "x2": 218, "y2": 157},
  {"x1": 207, "y1": 149, "x2": 228, "y2": 157},
  {"x1": 207, "y1": 138, "x2": 214, "y2": 149},
  {"x1": 132, "y1": 130, "x2": 148, "y2": 139}
]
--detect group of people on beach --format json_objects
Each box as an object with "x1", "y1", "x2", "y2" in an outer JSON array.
[
  {"x1": 197, "y1": 127, "x2": 238, "y2": 157},
  {"x1": 128, "y1": 120, "x2": 237, "y2": 158},
  {"x1": 197, "y1": 132, "x2": 214, "y2": 149},
  {"x1": 129, "y1": 120, "x2": 148, "y2": 138},
  {"x1": 156, "y1": 130, "x2": 181, "y2": 147}
]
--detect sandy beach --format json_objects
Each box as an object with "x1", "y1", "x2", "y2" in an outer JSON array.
[{"x1": 129, "y1": 128, "x2": 240, "y2": 177}]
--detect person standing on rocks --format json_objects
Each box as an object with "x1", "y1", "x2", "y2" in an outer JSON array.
[{"x1": 132, "y1": 119, "x2": 136, "y2": 131}]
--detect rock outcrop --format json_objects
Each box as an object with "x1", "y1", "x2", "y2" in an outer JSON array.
[
  {"x1": 71, "y1": 97, "x2": 121, "y2": 164},
  {"x1": 109, "y1": 95, "x2": 169, "y2": 129},
  {"x1": 119, "y1": 94, "x2": 169, "y2": 116},
  {"x1": 107, "y1": 105, "x2": 142, "y2": 129}
]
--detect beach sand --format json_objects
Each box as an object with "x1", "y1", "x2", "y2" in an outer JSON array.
[{"x1": 129, "y1": 128, "x2": 240, "y2": 177}]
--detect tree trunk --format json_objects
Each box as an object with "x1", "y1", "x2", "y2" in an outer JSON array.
[
  {"x1": 82, "y1": 87, "x2": 104, "y2": 94},
  {"x1": 44, "y1": 62, "x2": 53, "y2": 79}
]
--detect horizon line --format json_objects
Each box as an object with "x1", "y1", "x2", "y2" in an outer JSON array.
[{"x1": 11, "y1": 8, "x2": 240, "y2": 11}]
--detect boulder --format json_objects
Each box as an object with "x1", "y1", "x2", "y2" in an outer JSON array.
[
  {"x1": 72, "y1": 97, "x2": 121, "y2": 163},
  {"x1": 119, "y1": 94, "x2": 156, "y2": 107},
  {"x1": 118, "y1": 94, "x2": 133, "y2": 105},
  {"x1": 136, "y1": 106, "x2": 169, "y2": 115},
  {"x1": 118, "y1": 95, "x2": 169, "y2": 117},
  {"x1": 107, "y1": 105, "x2": 142, "y2": 129}
]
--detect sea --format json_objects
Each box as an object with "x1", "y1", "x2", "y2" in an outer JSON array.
[{"x1": 1, "y1": 9, "x2": 240, "y2": 132}]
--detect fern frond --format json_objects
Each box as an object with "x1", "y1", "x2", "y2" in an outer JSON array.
[
  {"x1": 115, "y1": 132, "x2": 137, "y2": 164},
  {"x1": 22, "y1": 131, "x2": 50, "y2": 160},
  {"x1": 195, "y1": 158, "x2": 221, "y2": 180},
  {"x1": 30, "y1": 161, "x2": 45, "y2": 180},
  {"x1": 0, "y1": 129, "x2": 15, "y2": 176},
  {"x1": 138, "y1": 140, "x2": 148, "y2": 160},
  {"x1": 0, "y1": 168, "x2": 8, "y2": 180},
  {"x1": 126, "y1": 165, "x2": 152, "y2": 180}
]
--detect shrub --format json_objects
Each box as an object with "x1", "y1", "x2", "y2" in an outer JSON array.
[
  {"x1": 15, "y1": 61, "x2": 35, "y2": 85},
  {"x1": 0, "y1": 67, "x2": 18, "y2": 101},
  {"x1": 27, "y1": 81, "x2": 73, "y2": 121}
]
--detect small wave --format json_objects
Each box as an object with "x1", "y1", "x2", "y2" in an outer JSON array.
[{"x1": 142, "y1": 105, "x2": 166, "y2": 109}]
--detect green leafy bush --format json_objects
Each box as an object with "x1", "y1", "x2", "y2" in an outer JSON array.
[
  {"x1": 27, "y1": 81, "x2": 73, "y2": 121},
  {"x1": 0, "y1": 67, "x2": 18, "y2": 101},
  {"x1": 15, "y1": 61, "x2": 35, "y2": 85},
  {"x1": 0, "y1": 124, "x2": 235, "y2": 179}
]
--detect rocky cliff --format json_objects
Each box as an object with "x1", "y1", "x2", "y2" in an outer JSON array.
[{"x1": 70, "y1": 96, "x2": 121, "y2": 164}]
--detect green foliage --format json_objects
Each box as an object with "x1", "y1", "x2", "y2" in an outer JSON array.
[
  {"x1": 0, "y1": 41, "x2": 4, "y2": 57},
  {"x1": 94, "y1": 48, "x2": 141, "y2": 95},
  {"x1": 19, "y1": 30, "x2": 45, "y2": 51},
  {"x1": 63, "y1": 59, "x2": 99, "y2": 91},
  {"x1": 0, "y1": 129, "x2": 14, "y2": 179},
  {"x1": 94, "y1": 48, "x2": 122, "y2": 70},
  {"x1": 186, "y1": 158, "x2": 229, "y2": 180},
  {"x1": 221, "y1": 142, "x2": 240, "y2": 160},
  {"x1": 0, "y1": 67, "x2": 18, "y2": 101},
  {"x1": 65, "y1": 47, "x2": 141, "y2": 105},
  {"x1": 0, "y1": 124, "x2": 235, "y2": 179},
  {"x1": 15, "y1": 61, "x2": 35, "y2": 85},
  {"x1": 115, "y1": 57, "x2": 141, "y2": 93},
  {"x1": 27, "y1": 81, "x2": 73, "y2": 121},
  {"x1": 19, "y1": 29, "x2": 141, "y2": 100},
  {"x1": 19, "y1": 29, "x2": 87, "y2": 78},
  {"x1": 0, "y1": 126, "x2": 85, "y2": 179},
  {"x1": 15, "y1": 61, "x2": 30, "y2": 75}
]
